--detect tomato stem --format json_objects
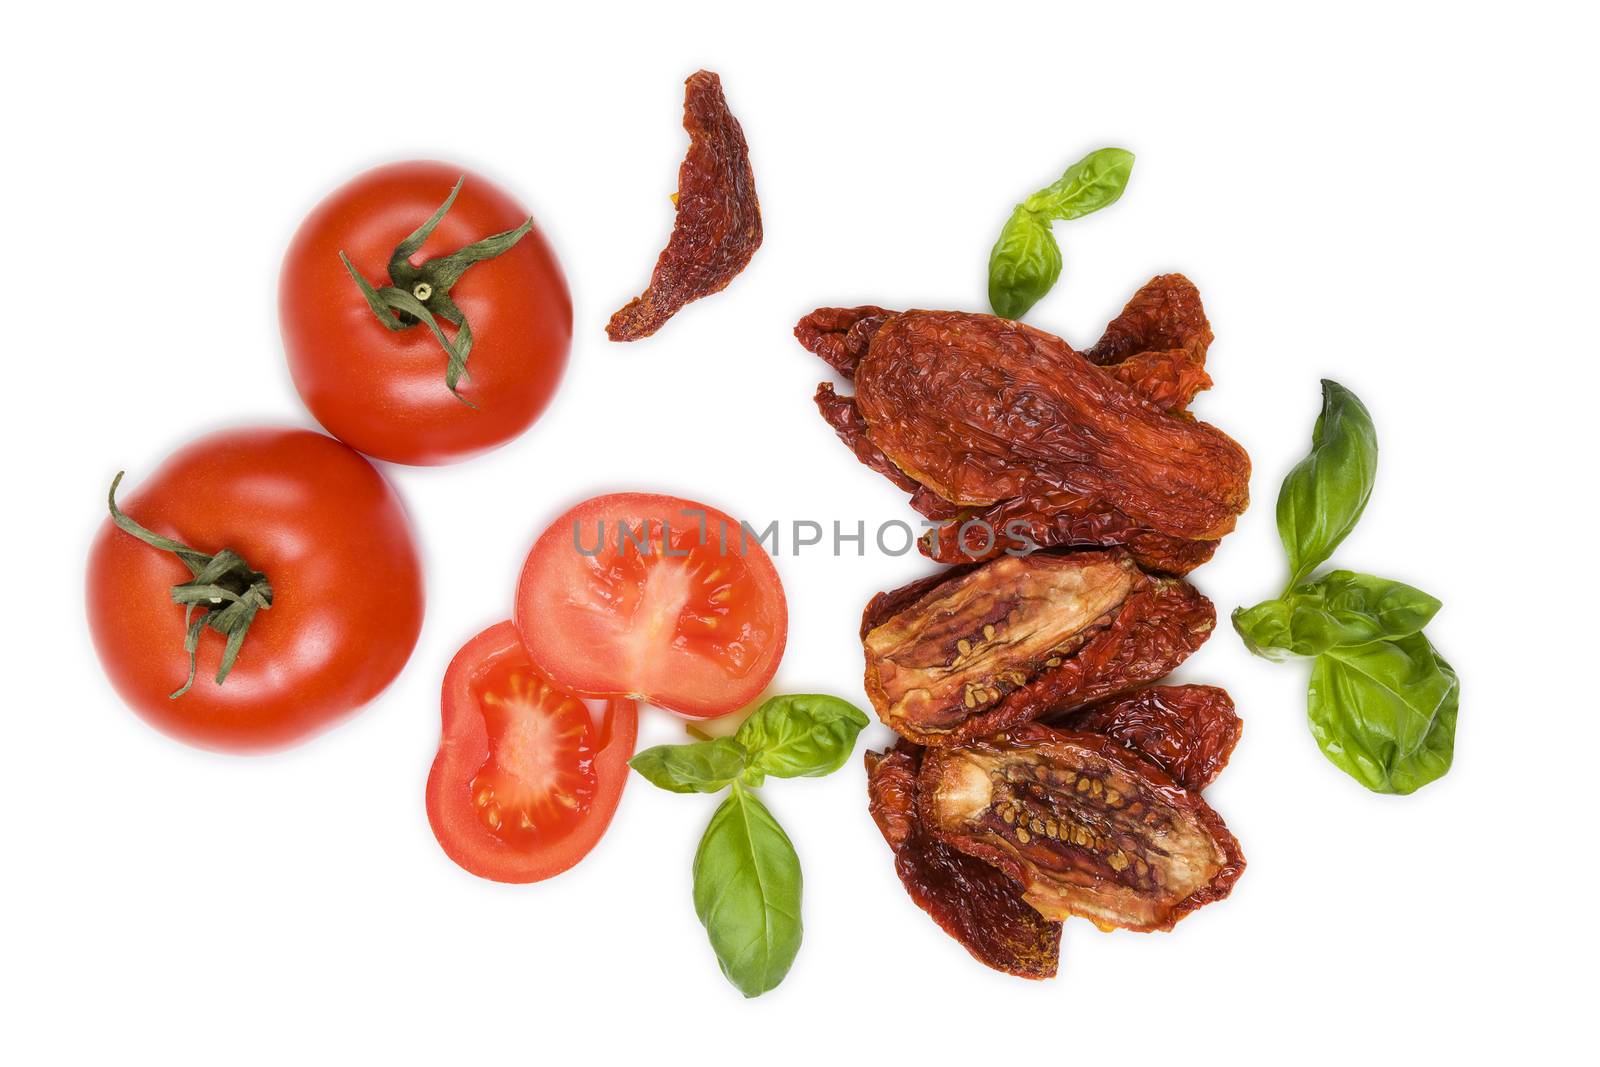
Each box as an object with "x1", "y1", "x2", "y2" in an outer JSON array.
[
  {"x1": 338, "y1": 176, "x2": 535, "y2": 407},
  {"x1": 106, "y1": 472, "x2": 274, "y2": 698}
]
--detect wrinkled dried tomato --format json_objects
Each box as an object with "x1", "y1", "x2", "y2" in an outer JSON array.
[
  {"x1": 606, "y1": 70, "x2": 761, "y2": 341},
  {"x1": 815, "y1": 381, "x2": 924, "y2": 496},
  {"x1": 921, "y1": 487, "x2": 1219, "y2": 574},
  {"x1": 861, "y1": 549, "x2": 1215, "y2": 746},
  {"x1": 1051, "y1": 684, "x2": 1242, "y2": 792},
  {"x1": 854, "y1": 312, "x2": 1245, "y2": 537},
  {"x1": 800, "y1": 277, "x2": 1212, "y2": 411},
  {"x1": 918, "y1": 723, "x2": 1244, "y2": 931},
  {"x1": 866, "y1": 744, "x2": 1062, "y2": 978},
  {"x1": 1081, "y1": 273, "x2": 1214, "y2": 412},
  {"x1": 794, "y1": 305, "x2": 890, "y2": 380},
  {"x1": 795, "y1": 276, "x2": 1248, "y2": 573}
]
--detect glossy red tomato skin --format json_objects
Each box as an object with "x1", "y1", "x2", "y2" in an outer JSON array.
[
  {"x1": 85, "y1": 427, "x2": 424, "y2": 752},
  {"x1": 513, "y1": 493, "x2": 788, "y2": 719},
  {"x1": 427, "y1": 621, "x2": 638, "y2": 884},
  {"x1": 280, "y1": 160, "x2": 571, "y2": 466}
]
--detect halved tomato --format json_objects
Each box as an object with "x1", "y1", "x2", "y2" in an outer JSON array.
[
  {"x1": 514, "y1": 493, "x2": 788, "y2": 718},
  {"x1": 427, "y1": 621, "x2": 637, "y2": 883}
]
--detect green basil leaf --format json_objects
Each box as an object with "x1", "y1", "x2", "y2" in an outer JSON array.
[
  {"x1": 986, "y1": 147, "x2": 1133, "y2": 320},
  {"x1": 1230, "y1": 598, "x2": 1299, "y2": 661},
  {"x1": 1277, "y1": 379, "x2": 1378, "y2": 588},
  {"x1": 629, "y1": 737, "x2": 749, "y2": 794},
  {"x1": 735, "y1": 694, "x2": 869, "y2": 781},
  {"x1": 987, "y1": 207, "x2": 1061, "y2": 320},
  {"x1": 692, "y1": 786, "x2": 803, "y2": 997},
  {"x1": 1234, "y1": 570, "x2": 1441, "y2": 659},
  {"x1": 1307, "y1": 633, "x2": 1458, "y2": 795},
  {"x1": 1024, "y1": 146, "x2": 1136, "y2": 221},
  {"x1": 1308, "y1": 570, "x2": 1441, "y2": 637}
]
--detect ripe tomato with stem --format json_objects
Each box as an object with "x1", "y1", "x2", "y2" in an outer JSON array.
[
  {"x1": 280, "y1": 160, "x2": 571, "y2": 465},
  {"x1": 85, "y1": 427, "x2": 424, "y2": 752}
]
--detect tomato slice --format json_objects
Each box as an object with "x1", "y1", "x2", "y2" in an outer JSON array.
[
  {"x1": 514, "y1": 493, "x2": 788, "y2": 718},
  {"x1": 426, "y1": 621, "x2": 637, "y2": 883}
]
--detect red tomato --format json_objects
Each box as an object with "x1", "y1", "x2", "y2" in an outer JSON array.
[
  {"x1": 427, "y1": 622, "x2": 637, "y2": 883},
  {"x1": 86, "y1": 428, "x2": 424, "y2": 752},
  {"x1": 514, "y1": 493, "x2": 788, "y2": 718},
  {"x1": 280, "y1": 160, "x2": 571, "y2": 466}
]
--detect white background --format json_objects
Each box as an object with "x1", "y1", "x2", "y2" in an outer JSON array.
[{"x1": 5, "y1": 2, "x2": 1594, "y2": 1062}]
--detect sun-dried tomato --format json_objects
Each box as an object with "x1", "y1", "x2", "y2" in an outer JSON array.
[
  {"x1": 606, "y1": 71, "x2": 761, "y2": 341},
  {"x1": 815, "y1": 381, "x2": 924, "y2": 496},
  {"x1": 861, "y1": 549, "x2": 1215, "y2": 747},
  {"x1": 920, "y1": 487, "x2": 1220, "y2": 574},
  {"x1": 918, "y1": 723, "x2": 1244, "y2": 931},
  {"x1": 866, "y1": 744, "x2": 1062, "y2": 979},
  {"x1": 795, "y1": 276, "x2": 1248, "y2": 573},
  {"x1": 798, "y1": 277, "x2": 1213, "y2": 409},
  {"x1": 817, "y1": 380, "x2": 967, "y2": 521},
  {"x1": 865, "y1": 686, "x2": 1244, "y2": 976},
  {"x1": 854, "y1": 312, "x2": 1245, "y2": 537},
  {"x1": 794, "y1": 305, "x2": 890, "y2": 380},
  {"x1": 1081, "y1": 273, "x2": 1214, "y2": 412},
  {"x1": 1051, "y1": 684, "x2": 1242, "y2": 792}
]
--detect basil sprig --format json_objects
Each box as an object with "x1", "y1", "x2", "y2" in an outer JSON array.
[
  {"x1": 1233, "y1": 380, "x2": 1458, "y2": 795},
  {"x1": 987, "y1": 147, "x2": 1134, "y2": 320},
  {"x1": 631, "y1": 694, "x2": 868, "y2": 997}
]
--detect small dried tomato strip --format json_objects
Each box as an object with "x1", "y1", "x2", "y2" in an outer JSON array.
[{"x1": 607, "y1": 70, "x2": 761, "y2": 341}]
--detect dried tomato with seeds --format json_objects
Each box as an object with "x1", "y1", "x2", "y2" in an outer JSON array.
[
  {"x1": 864, "y1": 686, "x2": 1245, "y2": 976},
  {"x1": 866, "y1": 743, "x2": 1062, "y2": 979},
  {"x1": 918, "y1": 723, "x2": 1244, "y2": 931},
  {"x1": 796, "y1": 275, "x2": 1248, "y2": 572},
  {"x1": 861, "y1": 549, "x2": 1215, "y2": 747},
  {"x1": 607, "y1": 70, "x2": 761, "y2": 341},
  {"x1": 1050, "y1": 684, "x2": 1242, "y2": 792}
]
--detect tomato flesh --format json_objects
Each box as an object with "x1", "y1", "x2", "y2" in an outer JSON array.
[
  {"x1": 427, "y1": 621, "x2": 636, "y2": 884},
  {"x1": 468, "y1": 659, "x2": 596, "y2": 844},
  {"x1": 514, "y1": 494, "x2": 788, "y2": 719}
]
